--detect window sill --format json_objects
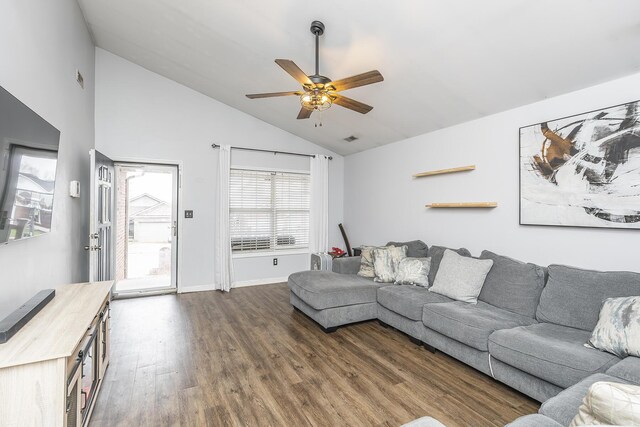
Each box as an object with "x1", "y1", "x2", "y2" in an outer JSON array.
[{"x1": 232, "y1": 249, "x2": 309, "y2": 259}]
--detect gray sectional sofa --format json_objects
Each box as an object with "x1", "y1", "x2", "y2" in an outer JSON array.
[{"x1": 287, "y1": 241, "x2": 640, "y2": 426}]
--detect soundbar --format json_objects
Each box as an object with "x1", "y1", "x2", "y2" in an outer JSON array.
[{"x1": 0, "y1": 289, "x2": 55, "y2": 344}]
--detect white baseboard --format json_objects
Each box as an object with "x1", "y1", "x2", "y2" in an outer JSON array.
[
  {"x1": 178, "y1": 283, "x2": 216, "y2": 294},
  {"x1": 232, "y1": 277, "x2": 288, "y2": 288},
  {"x1": 178, "y1": 277, "x2": 287, "y2": 293}
]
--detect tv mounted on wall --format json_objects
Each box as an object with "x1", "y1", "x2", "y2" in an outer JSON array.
[{"x1": 0, "y1": 85, "x2": 61, "y2": 244}]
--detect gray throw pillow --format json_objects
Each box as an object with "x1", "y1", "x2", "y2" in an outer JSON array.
[
  {"x1": 429, "y1": 249, "x2": 494, "y2": 303},
  {"x1": 585, "y1": 296, "x2": 640, "y2": 358},
  {"x1": 357, "y1": 246, "x2": 380, "y2": 278},
  {"x1": 427, "y1": 245, "x2": 472, "y2": 286},
  {"x1": 372, "y1": 245, "x2": 408, "y2": 283},
  {"x1": 395, "y1": 257, "x2": 431, "y2": 287},
  {"x1": 386, "y1": 240, "x2": 429, "y2": 258}
]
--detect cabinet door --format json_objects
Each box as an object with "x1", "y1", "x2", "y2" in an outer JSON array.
[
  {"x1": 98, "y1": 301, "x2": 110, "y2": 379},
  {"x1": 66, "y1": 353, "x2": 82, "y2": 427}
]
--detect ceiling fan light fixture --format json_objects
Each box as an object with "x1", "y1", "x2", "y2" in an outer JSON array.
[{"x1": 300, "y1": 90, "x2": 332, "y2": 111}]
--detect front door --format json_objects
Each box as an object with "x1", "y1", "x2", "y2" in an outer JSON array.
[
  {"x1": 113, "y1": 163, "x2": 178, "y2": 295},
  {"x1": 88, "y1": 149, "x2": 114, "y2": 282}
]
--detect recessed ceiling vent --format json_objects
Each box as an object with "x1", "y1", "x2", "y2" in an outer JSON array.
[{"x1": 343, "y1": 135, "x2": 359, "y2": 142}]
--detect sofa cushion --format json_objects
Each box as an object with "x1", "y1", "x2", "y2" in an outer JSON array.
[
  {"x1": 606, "y1": 356, "x2": 640, "y2": 384},
  {"x1": 539, "y1": 373, "x2": 631, "y2": 426},
  {"x1": 427, "y1": 245, "x2": 472, "y2": 286},
  {"x1": 536, "y1": 264, "x2": 640, "y2": 331},
  {"x1": 386, "y1": 240, "x2": 429, "y2": 258},
  {"x1": 377, "y1": 285, "x2": 452, "y2": 321},
  {"x1": 288, "y1": 271, "x2": 383, "y2": 310},
  {"x1": 478, "y1": 250, "x2": 546, "y2": 318},
  {"x1": 332, "y1": 256, "x2": 362, "y2": 275},
  {"x1": 489, "y1": 323, "x2": 620, "y2": 389},
  {"x1": 422, "y1": 301, "x2": 537, "y2": 351}
]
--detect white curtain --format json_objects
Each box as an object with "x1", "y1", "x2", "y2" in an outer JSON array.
[
  {"x1": 214, "y1": 144, "x2": 234, "y2": 291},
  {"x1": 309, "y1": 154, "x2": 329, "y2": 253}
]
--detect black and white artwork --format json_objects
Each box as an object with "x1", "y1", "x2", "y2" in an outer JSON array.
[{"x1": 520, "y1": 100, "x2": 640, "y2": 229}]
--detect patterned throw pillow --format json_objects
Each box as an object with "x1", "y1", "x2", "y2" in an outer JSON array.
[
  {"x1": 372, "y1": 245, "x2": 408, "y2": 283},
  {"x1": 570, "y1": 381, "x2": 640, "y2": 426},
  {"x1": 357, "y1": 246, "x2": 379, "y2": 278},
  {"x1": 585, "y1": 296, "x2": 640, "y2": 358},
  {"x1": 395, "y1": 257, "x2": 431, "y2": 287}
]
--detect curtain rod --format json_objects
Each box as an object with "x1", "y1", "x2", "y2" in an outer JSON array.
[{"x1": 211, "y1": 143, "x2": 332, "y2": 160}]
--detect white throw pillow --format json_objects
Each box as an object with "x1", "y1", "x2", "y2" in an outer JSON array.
[
  {"x1": 428, "y1": 249, "x2": 493, "y2": 303},
  {"x1": 395, "y1": 257, "x2": 431, "y2": 287},
  {"x1": 570, "y1": 381, "x2": 640, "y2": 426},
  {"x1": 372, "y1": 245, "x2": 407, "y2": 283},
  {"x1": 585, "y1": 296, "x2": 640, "y2": 358}
]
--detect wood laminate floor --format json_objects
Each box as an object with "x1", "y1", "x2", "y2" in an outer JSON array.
[{"x1": 90, "y1": 284, "x2": 539, "y2": 427}]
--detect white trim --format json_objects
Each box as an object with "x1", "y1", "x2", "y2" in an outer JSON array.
[
  {"x1": 178, "y1": 277, "x2": 287, "y2": 293},
  {"x1": 178, "y1": 283, "x2": 216, "y2": 294},
  {"x1": 232, "y1": 277, "x2": 288, "y2": 288},
  {"x1": 233, "y1": 249, "x2": 309, "y2": 259}
]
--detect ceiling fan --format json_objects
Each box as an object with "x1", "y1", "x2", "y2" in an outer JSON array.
[{"x1": 246, "y1": 21, "x2": 384, "y2": 120}]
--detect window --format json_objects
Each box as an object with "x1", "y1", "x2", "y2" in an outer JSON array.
[{"x1": 230, "y1": 168, "x2": 310, "y2": 253}]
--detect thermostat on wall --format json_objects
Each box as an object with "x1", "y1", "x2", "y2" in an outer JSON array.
[{"x1": 69, "y1": 181, "x2": 81, "y2": 198}]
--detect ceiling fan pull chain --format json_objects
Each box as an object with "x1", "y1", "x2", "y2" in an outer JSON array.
[{"x1": 315, "y1": 109, "x2": 323, "y2": 128}]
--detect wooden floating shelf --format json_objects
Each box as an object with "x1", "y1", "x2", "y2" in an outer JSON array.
[
  {"x1": 426, "y1": 202, "x2": 498, "y2": 208},
  {"x1": 413, "y1": 165, "x2": 476, "y2": 178}
]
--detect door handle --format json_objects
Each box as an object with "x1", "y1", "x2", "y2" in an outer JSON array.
[
  {"x1": 172, "y1": 221, "x2": 177, "y2": 237},
  {"x1": 84, "y1": 246, "x2": 102, "y2": 251}
]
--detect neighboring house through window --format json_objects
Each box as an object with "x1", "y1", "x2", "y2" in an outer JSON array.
[{"x1": 230, "y1": 168, "x2": 310, "y2": 253}]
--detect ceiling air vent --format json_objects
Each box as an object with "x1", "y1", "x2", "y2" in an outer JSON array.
[{"x1": 343, "y1": 135, "x2": 358, "y2": 143}]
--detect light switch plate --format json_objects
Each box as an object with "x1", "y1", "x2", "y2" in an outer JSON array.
[{"x1": 184, "y1": 210, "x2": 194, "y2": 219}]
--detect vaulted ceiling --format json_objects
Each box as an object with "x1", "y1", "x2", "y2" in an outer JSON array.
[{"x1": 77, "y1": 0, "x2": 640, "y2": 155}]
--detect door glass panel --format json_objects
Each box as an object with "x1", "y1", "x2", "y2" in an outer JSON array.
[{"x1": 114, "y1": 164, "x2": 177, "y2": 294}]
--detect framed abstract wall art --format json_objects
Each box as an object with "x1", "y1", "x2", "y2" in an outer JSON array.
[{"x1": 520, "y1": 100, "x2": 640, "y2": 229}]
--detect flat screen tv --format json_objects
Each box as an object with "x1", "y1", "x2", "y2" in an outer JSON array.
[{"x1": 0, "y1": 85, "x2": 61, "y2": 244}]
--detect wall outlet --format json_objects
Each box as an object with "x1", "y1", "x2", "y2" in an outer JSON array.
[
  {"x1": 184, "y1": 210, "x2": 194, "y2": 218},
  {"x1": 273, "y1": 258, "x2": 278, "y2": 266}
]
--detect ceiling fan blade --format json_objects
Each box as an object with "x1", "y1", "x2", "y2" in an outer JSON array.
[
  {"x1": 328, "y1": 70, "x2": 384, "y2": 92},
  {"x1": 246, "y1": 91, "x2": 302, "y2": 99},
  {"x1": 275, "y1": 59, "x2": 313, "y2": 86},
  {"x1": 332, "y1": 94, "x2": 373, "y2": 114},
  {"x1": 297, "y1": 107, "x2": 313, "y2": 120}
]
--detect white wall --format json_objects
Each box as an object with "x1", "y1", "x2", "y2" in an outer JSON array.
[
  {"x1": 0, "y1": 0, "x2": 95, "y2": 319},
  {"x1": 344, "y1": 71, "x2": 640, "y2": 272},
  {"x1": 94, "y1": 49, "x2": 344, "y2": 290}
]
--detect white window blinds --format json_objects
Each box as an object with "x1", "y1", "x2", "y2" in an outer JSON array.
[{"x1": 230, "y1": 168, "x2": 310, "y2": 253}]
